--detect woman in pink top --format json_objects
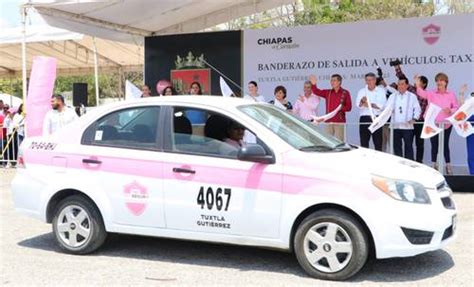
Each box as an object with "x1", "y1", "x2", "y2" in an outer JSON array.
[{"x1": 415, "y1": 73, "x2": 459, "y2": 174}]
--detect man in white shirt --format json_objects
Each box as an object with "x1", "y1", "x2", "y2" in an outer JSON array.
[
  {"x1": 356, "y1": 72, "x2": 387, "y2": 151},
  {"x1": 293, "y1": 80, "x2": 319, "y2": 121},
  {"x1": 43, "y1": 94, "x2": 78, "y2": 136},
  {"x1": 386, "y1": 78, "x2": 421, "y2": 160}
]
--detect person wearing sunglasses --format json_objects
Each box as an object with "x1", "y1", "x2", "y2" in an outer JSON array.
[
  {"x1": 2, "y1": 103, "x2": 9, "y2": 117},
  {"x1": 386, "y1": 78, "x2": 421, "y2": 160}
]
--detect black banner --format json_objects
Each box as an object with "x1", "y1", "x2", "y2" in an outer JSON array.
[{"x1": 145, "y1": 30, "x2": 242, "y2": 96}]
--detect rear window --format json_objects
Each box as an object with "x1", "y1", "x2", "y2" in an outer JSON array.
[{"x1": 82, "y1": 106, "x2": 160, "y2": 150}]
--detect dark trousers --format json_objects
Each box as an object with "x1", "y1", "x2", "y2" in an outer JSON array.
[
  {"x1": 467, "y1": 116, "x2": 474, "y2": 175},
  {"x1": 413, "y1": 121, "x2": 425, "y2": 163},
  {"x1": 394, "y1": 129, "x2": 414, "y2": 160},
  {"x1": 359, "y1": 116, "x2": 383, "y2": 151},
  {"x1": 430, "y1": 126, "x2": 452, "y2": 163}
]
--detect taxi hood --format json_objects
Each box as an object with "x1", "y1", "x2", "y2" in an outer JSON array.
[
  {"x1": 286, "y1": 146, "x2": 445, "y2": 189},
  {"x1": 350, "y1": 147, "x2": 444, "y2": 189}
]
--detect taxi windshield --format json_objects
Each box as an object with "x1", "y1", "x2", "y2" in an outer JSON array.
[{"x1": 239, "y1": 104, "x2": 348, "y2": 151}]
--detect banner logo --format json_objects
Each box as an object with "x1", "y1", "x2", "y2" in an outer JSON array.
[
  {"x1": 172, "y1": 51, "x2": 211, "y2": 94},
  {"x1": 258, "y1": 37, "x2": 293, "y2": 45},
  {"x1": 123, "y1": 181, "x2": 149, "y2": 216},
  {"x1": 422, "y1": 24, "x2": 441, "y2": 45},
  {"x1": 257, "y1": 36, "x2": 299, "y2": 50}
]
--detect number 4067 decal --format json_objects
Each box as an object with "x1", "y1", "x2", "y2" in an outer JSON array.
[{"x1": 197, "y1": 187, "x2": 232, "y2": 211}]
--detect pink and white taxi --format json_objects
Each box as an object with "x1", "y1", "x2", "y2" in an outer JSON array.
[{"x1": 12, "y1": 96, "x2": 456, "y2": 280}]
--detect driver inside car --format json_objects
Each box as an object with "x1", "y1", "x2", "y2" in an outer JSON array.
[
  {"x1": 217, "y1": 120, "x2": 247, "y2": 156},
  {"x1": 224, "y1": 121, "x2": 246, "y2": 148}
]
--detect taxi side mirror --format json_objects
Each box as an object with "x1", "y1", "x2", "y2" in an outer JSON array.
[{"x1": 237, "y1": 144, "x2": 275, "y2": 164}]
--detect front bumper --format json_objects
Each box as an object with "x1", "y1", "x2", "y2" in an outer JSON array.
[{"x1": 369, "y1": 190, "x2": 456, "y2": 259}]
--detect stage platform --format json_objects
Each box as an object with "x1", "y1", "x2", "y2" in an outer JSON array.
[{"x1": 446, "y1": 175, "x2": 474, "y2": 192}]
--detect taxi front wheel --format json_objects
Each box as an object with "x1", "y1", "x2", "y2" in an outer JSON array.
[
  {"x1": 294, "y1": 209, "x2": 369, "y2": 281},
  {"x1": 52, "y1": 195, "x2": 107, "y2": 254}
]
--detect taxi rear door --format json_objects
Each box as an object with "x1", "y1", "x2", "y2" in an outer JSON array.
[{"x1": 80, "y1": 105, "x2": 165, "y2": 228}]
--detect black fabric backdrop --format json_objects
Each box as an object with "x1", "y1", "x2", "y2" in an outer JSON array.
[{"x1": 144, "y1": 30, "x2": 242, "y2": 96}]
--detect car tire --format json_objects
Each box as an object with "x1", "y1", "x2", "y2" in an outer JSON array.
[
  {"x1": 294, "y1": 209, "x2": 369, "y2": 281},
  {"x1": 52, "y1": 195, "x2": 107, "y2": 254}
]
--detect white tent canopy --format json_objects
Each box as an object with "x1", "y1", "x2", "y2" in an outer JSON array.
[
  {"x1": 10, "y1": 0, "x2": 291, "y2": 103},
  {"x1": 25, "y1": 0, "x2": 293, "y2": 43},
  {"x1": 0, "y1": 25, "x2": 143, "y2": 77},
  {"x1": 0, "y1": 93, "x2": 23, "y2": 107},
  {"x1": 0, "y1": 25, "x2": 82, "y2": 44}
]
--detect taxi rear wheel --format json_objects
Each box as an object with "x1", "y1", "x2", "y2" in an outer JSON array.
[
  {"x1": 52, "y1": 195, "x2": 107, "y2": 254},
  {"x1": 294, "y1": 209, "x2": 369, "y2": 281}
]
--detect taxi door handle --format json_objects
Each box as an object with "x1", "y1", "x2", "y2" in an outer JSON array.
[
  {"x1": 82, "y1": 158, "x2": 102, "y2": 164},
  {"x1": 172, "y1": 167, "x2": 195, "y2": 174}
]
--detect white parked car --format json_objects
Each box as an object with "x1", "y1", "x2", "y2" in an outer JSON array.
[{"x1": 11, "y1": 96, "x2": 456, "y2": 280}]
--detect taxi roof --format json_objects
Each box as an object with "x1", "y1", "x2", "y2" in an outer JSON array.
[
  {"x1": 134, "y1": 95, "x2": 256, "y2": 107},
  {"x1": 92, "y1": 96, "x2": 259, "y2": 112},
  {"x1": 78, "y1": 95, "x2": 261, "y2": 128}
]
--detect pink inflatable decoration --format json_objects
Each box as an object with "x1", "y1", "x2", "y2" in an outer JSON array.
[
  {"x1": 156, "y1": 79, "x2": 171, "y2": 95},
  {"x1": 26, "y1": 56, "x2": 57, "y2": 137}
]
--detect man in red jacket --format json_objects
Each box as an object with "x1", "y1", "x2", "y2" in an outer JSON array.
[{"x1": 309, "y1": 74, "x2": 352, "y2": 141}]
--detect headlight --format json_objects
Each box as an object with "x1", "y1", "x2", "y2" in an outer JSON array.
[{"x1": 372, "y1": 175, "x2": 431, "y2": 204}]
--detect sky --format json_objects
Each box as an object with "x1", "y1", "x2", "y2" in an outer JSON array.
[{"x1": 0, "y1": 0, "x2": 44, "y2": 28}]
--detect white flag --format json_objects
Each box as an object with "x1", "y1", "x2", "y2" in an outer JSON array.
[
  {"x1": 451, "y1": 121, "x2": 474, "y2": 137},
  {"x1": 273, "y1": 99, "x2": 287, "y2": 110},
  {"x1": 365, "y1": 89, "x2": 376, "y2": 121},
  {"x1": 219, "y1": 77, "x2": 234, "y2": 97},
  {"x1": 369, "y1": 102, "x2": 393, "y2": 133},
  {"x1": 311, "y1": 104, "x2": 342, "y2": 124},
  {"x1": 126, "y1": 80, "x2": 142, "y2": 100},
  {"x1": 448, "y1": 98, "x2": 474, "y2": 137},
  {"x1": 421, "y1": 103, "x2": 443, "y2": 139}
]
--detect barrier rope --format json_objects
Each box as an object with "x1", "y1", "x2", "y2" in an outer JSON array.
[{"x1": 1, "y1": 126, "x2": 19, "y2": 159}]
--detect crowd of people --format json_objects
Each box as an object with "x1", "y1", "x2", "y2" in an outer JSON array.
[
  {"x1": 1, "y1": 64, "x2": 473, "y2": 175},
  {"x1": 1, "y1": 94, "x2": 77, "y2": 167},
  {"x1": 143, "y1": 64, "x2": 472, "y2": 175},
  {"x1": 0, "y1": 101, "x2": 25, "y2": 168}
]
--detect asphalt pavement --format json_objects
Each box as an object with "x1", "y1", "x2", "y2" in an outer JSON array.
[{"x1": 1, "y1": 169, "x2": 473, "y2": 286}]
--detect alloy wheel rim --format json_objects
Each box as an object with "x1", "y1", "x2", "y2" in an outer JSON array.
[
  {"x1": 56, "y1": 205, "x2": 91, "y2": 248},
  {"x1": 303, "y1": 222, "x2": 353, "y2": 273}
]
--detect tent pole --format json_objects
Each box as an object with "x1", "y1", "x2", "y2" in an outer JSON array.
[
  {"x1": 21, "y1": 6, "x2": 27, "y2": 105},
  {"x1": 92, "y1": 37, "x2": 99, "y2": 106},
  {"x1": 118, "y1": 67, "x2": 123, "y2": 100}
]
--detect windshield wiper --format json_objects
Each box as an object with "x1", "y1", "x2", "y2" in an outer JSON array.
[
  {"x1": 299, "y1": 143, "x2": 353, "y2": 152},
  {"x1": 333, "y1": 142, "x2": 352, "y2": 150},
  {"x1": 299, "y1": 145, "x2": 335, "y2": 151}
]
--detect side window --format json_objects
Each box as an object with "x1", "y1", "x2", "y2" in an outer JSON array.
[
  {"x1": 167, "y1": 106, "x2": 266, "y2": 158},
  {"x1": 82, "y1": 106, "x2": 160, "y2": 149}
]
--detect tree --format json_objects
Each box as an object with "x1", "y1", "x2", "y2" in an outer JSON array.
[
  {"x1": 0, "y1": 78, "x2": 22, "y2": 98},
  {"x1": 442, "y1": 0, "x2": 474, "y2": 14},
  {"x1": 0, "y1": 70, "x2": 143, "y2": 106},
  {"x1": 215, "y1": 0, "x2": 444, "y2": 31},
  {"x1": 54, "y1": 71, "x2": 143, "y2": 105},
  {"x1": 293, "y1": 0, "x2": 435, "y2": 26}
]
